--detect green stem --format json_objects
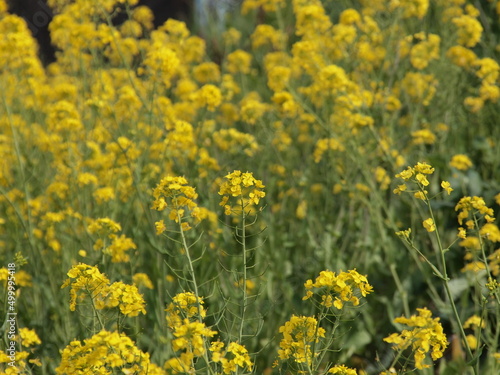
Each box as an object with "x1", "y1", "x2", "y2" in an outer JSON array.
[
  {"x1": 425, "y1": 199, "x2": 477, "y2": 374},
  {"x1": 474, "y1": 214, "x2": 500, "y2": 305},
  {"x1": 175, "y1": 206, "x2": 216, "y2": 375},
  {"x1": 390, "y1": 264, "x2": 410, "y2": 318},
  {"x1": 238, "y1": 200, "x2": 248, "y2": 344}
]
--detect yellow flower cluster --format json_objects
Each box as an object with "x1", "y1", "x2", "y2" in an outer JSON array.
[
  {"x1": 399, "y1": 32, "x2": 441, "y2": 70},
  {"x1": 389, "y1": 0, "x2": 429, "y2": 19},
  {"x1": 328, "y1": 364, "x2": 358, "y2": 375},
  {"x1": 219, "y1": 170, "x2": 265, "y2": 215},
  {"x1": 213, "y1": 128, "x2": 259, "y2": 157},
  {"x1": 394, "y1": 162, "x2": 454, "y2": 200},
  {"x1": 455, "y1": 196, "x2": 495, "y2": 226},
  {"x1": 164, "y1": 292, "x2": 254, "y2": 374},
  {"x1": 450, "y1": 154, "x2": 473, "y2": 170},
  {"x1": 210, "y1": 341, "x2": 254, "y2": 374},
  {"x1": 384, "y1": 307, "x2": 448, "y2": 370},
  {"x1": 0, "y1": 328, "x2": 41, "y2": 373},
  {"x1": 87, "y1": 217, "x2": 137, "y2": 263},
  {"x1": 164, "y1": 292, "x2": 215, "y2": 370},
  {"x1": 165, "y1": 291, "x2": 207, "y2": 327},
  {"x1": 56, "y1": 330, "x2": 164, "y2": 375},
  {"x1": 152, "y1": 175, "x2": 200, "y2": 232},
  {"x1": 277, "y1": 315, "x2": 325, "y2": 365},
  {"x1": 62, "y1": 263, "x2": 146, "y2": 316},
  {"x1": 303, "y1": 269, "x2": 374, "y2": 309},
  {"x1": 0, "y1": 268, "x2": 32, "y2": 288}
]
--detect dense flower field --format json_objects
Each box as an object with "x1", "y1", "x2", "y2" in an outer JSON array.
[{"x1": 1, "y1": 0, "x2": 500, "y2": 374}]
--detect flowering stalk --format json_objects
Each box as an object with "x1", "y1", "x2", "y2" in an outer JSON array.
[
  {"x1": 394, "y1": 162, "x2": 480, "y2": 373},
  {"x1": 276, "y1": 270, "x2": 373, "y2": 374},
  {"x1": 219, "y1": 170, "x2": 265, "y2": 344},
  {"x1": 238, "y1": 199, "x2": 249, "y2": 344}
]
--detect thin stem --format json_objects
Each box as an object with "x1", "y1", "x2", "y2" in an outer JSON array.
[
  {"x1": 176, "y1": 206, "x2": 202, "y2": 323},
  {"x1": 425, "y1": 198, "x2": 477, "y2": 374},
  {"x1": 175, "y1": 204, "x2": 216, "y2": 375},
  {"x1": 238, "y1": 199, "x2": 248, "y2": 344},
  {"x1": 474, "y1": 214, "x2": 500, "y2": 305}
]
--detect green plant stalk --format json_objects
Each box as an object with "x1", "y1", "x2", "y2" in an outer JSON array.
[
  {"x1": 87, "y1": 288, "x2": 105, "y2": 333},
  {"x1": 310, "y1": 308, "x2": 327, "y2": 373},
  {"x1": 473, "y1": 214, "x2": 500, "y2": 305},
  {"x1": 315, "y1": 309, "x2": 343, "y2": 372},
  {"x1": 389, "y1": 264, "x2": 410, "y2": 318},
  {"x1": 175, "y1": 204, "x2": 216, "y2": 375},
  {"x1": 175, "y1": 202, "x2": 203, "y2": 323},
  {"x1": 238, "y1": 199, "x2": 248, "y2": 345},
  {"x1": 425, "y1": 199, "x2": 477, "y2": 374}
]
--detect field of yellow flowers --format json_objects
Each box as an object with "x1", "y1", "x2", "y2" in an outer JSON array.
[{"x1": 1, "y1": 0, "x2": 500, "y2": 374}]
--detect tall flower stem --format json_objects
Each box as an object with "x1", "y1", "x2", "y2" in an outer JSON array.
[
  {"x1": 175, "y1": 206, "x2": 216, "y2": 375},
  {"x1": 425, "y1": 198, "x2": 477, "y2": 374},
  {"x1": 238, "y1": 201, "x2": 248, "y2": 345}
]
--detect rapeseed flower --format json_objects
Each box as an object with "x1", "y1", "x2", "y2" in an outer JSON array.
[
  {"x1": 219, "y1": 170, "x2": 265, "y2": 215},
  {"x1": 328, "y1": 364, "x2": 358, "y2": 374},
  {"x1": 61, "y1": 264, "x2": 110, "y2": 311},
  {"x1": 105, "y1": 281, "x2": 146, "y2": 317},
  {"x1": 450, "y1": 154, "x2": 473, "y2": 170},
  {"x1": 18, "y1": 328, "x2": 41, "y2": 347},
  {"x1": 226, "y1": 49, "x2": 252, "y2": 74},
  {"x1": 152, "y1": 175, "x2": 199, "y2": 231},
  {"x1": 171, "y1": 319, "x2": 217, "y2": 356},
  {"x1": 423, "y1": 218, "x2": 436, "y2": 232},
  {"x1": 452, "y1": 14, "x2": 483, "y2": 48},
  {"x1": 389, "y1": 0, "x2": 429, "y2": 19},
  {"x1": 56, "y1": 330, "x2": 162, "y2": 375},
  {"x1": 455, "y1": 196, "x2": 495, "y2": 225},
  {"x1": 277, "y1": 315, "x2": 325, "y2": 365},
  {"x1": 61, "y1": 264, "x2": 146, "y2": 316},
  {"x1": 303, "y1": 269, "x2": 373, "y2": 310},
  {"x1": 210, "y1": 341, "x2": 254, "y2": 374},
  {"x1": 384, "y1": 307, "x2": 448, "y2": 369},
  {"x1": 166, "y1": 292, "x2": 207, "y2": 329}
]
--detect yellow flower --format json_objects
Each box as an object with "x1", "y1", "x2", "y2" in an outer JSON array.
[
  {"x1": 277, "y1": 315, "x2": 325, "y2": 364},
  {"x1": 132, "y1": 273, "x2": 154, "y2": 289},
  {"x1": 389, "y1": 0, "x2": 429, "y2": 19},
  {"x1": 395, "y1": 167, "x2": 414, "y2": 181},
  {"x1": 226, "y1": 49, "x2": 252, "y2": 74},
  {"x1": 412, "y1": 129, "x2": 436, "y2": 145},
  {"x1": 400, "y1": 72, "x2": 437, "y2": 106},
  {"x1": 480, "y1": 223, "x2": 500, "y2": 242},
  {"x1": 218, "y1": 171, "x2": 265, "y2": 215},
  {"x1": 62, "y1": 263, "x2": 110, "y2": 311},
  {"x1": 303, "y1": 269, "x2": 373, "y2": 309},
  {"x1": 463, "y1": 315, "x2": 486, "y2": 329},
  {"x1": 446, "y1": 45, "x2": 477, "y2": 68},
  {"x1": 18, "y1": 328, "x2": 41, "y2": 347},
  {"x1": 416, "y1": 173, "x2": 430, "y2": 186},
  {"x1": 466, "y1": 334, "x2": 478, "y2": 350},
  {"x1": 104, "y1": 281, "x2": 146, "y2": 317},
  {"x1": 441, "y1": 181, "x2": 453, "y2": 195},
  {"x1": 384, "y1": 308, "x2": 448, "y2": 369},
  {"x1": 423, "y1": 218, "x2": 436, "y2": 232},
  {"x1": 56, "y1": 330, "x2": 158, "y2": 374},
  {"x1": 296, "y1": 200, "x2": 307, "y2": 220},
  {"x1": 396, "y1": 228, "x2": 412, "y2": 239},
  {"x1": 452, "y1": 14, "x2": 483, "y2": 48},
  {"x1": 328, "y1": 364, "x2": 358, "y2": 375},
  {"x1": 171, "y1": 320, "x2": 217, "y2": 356},
  {"x1": 155, "y1": 220, "x2": 166, "y2": 235},
  {"x1": 211, "y1": 341, "x2": 254, "y2": 374},
  {"x1": 450, "y1": 154, "x2": 473, "y2": 170}
]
